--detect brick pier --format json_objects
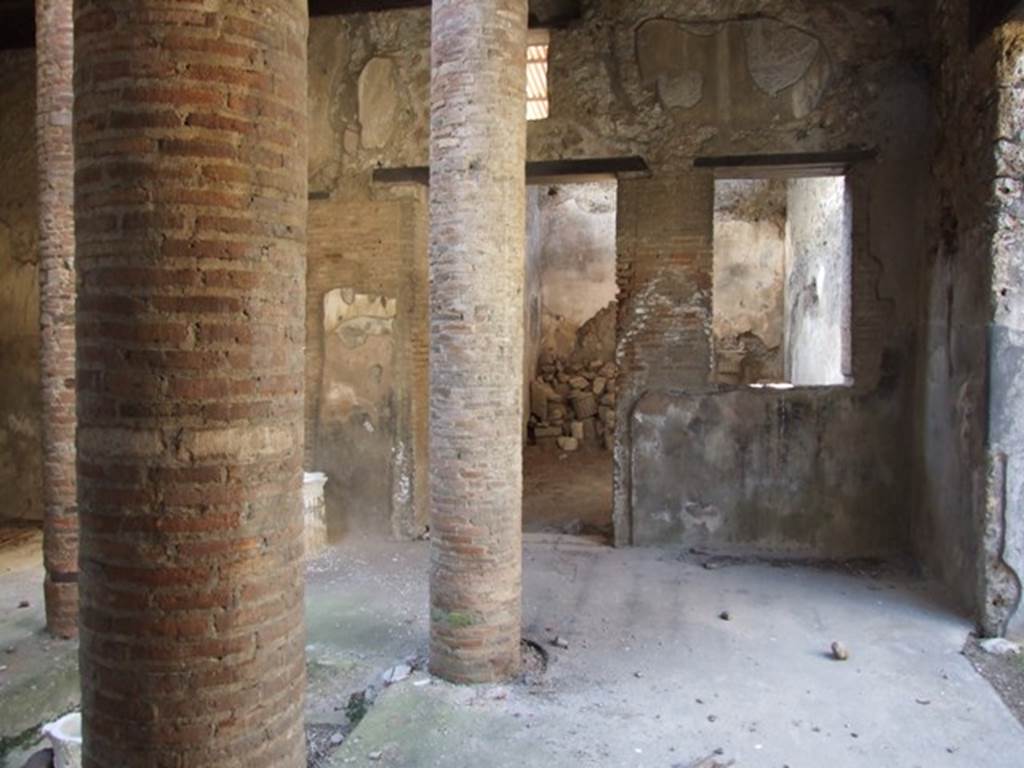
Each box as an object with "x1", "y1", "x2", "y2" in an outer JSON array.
[
  {"x1": 427, "y1": 0, "x2": 529, "y2": 684},
  {"x1": 73, "y1": 1, "x2": 309, "y2": 764},
  {"x1": 36, "y1": 0, "x2": 78, "y2": 640}
]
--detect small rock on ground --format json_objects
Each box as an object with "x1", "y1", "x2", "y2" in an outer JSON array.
[
  {"x1": 381, "y1": 663, "x2": 412, "y2": 685},
  {"x1": 980, "y1": 638, "x2": 1021, "y2": 657},
  {"x1": 831, "y1": 641, "x2": 850, "y2": 661}
]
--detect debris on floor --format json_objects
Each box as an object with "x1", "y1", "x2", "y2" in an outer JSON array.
[
  {"x1": 964, "y1": 636, "x2": 1024, "y2": 728},
  {"x1": 529, "y1": 353, "x2": 618, "y2": 451},
  {"x1": 831, "y1": 641, "x2": 850, "y2": 661},
  {"x1": 676, "y1": 752, "x2": 734, "y2": 768}
]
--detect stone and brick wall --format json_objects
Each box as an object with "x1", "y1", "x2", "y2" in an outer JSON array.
[
  {"x1": 2, "y1": 1, "x2": 937, "y2": 567},
  {"x1": 306, "y1": 194, "x2": 429, "y2": 538},
  {"x1": 73, "y1": 1, "x2": 308, "y2": 764}
]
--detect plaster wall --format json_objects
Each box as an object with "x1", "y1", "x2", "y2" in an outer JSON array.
[
  {"x1": 915, "y1": 1, "x2": 1024, "y2": 636},
  {"x1": 711, "y1": 179, "x2": 786, "y2": 384},
  {"x1": 784, "y1": 176, "x2": 853, "y2": 387},
  {"x1": 632, "y1": 388, "x2": 904, "y2": 555},
  {"x1": 525, "y1": 187, "x2": 543, "y2": 434},
  {"x1": 534, "y1": 182, "x2": 618, "y2": 360},
  {"x1": 0, "y1": 50, "x2": 42, "y2": 523}
]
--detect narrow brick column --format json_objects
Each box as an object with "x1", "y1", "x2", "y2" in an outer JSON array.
[
  {"x1": 36, "y1": 0, "x2": 78, "y2": 639},
  {"x1": 74, "y1": 2, "x2": 308, "y2": 765},
  {"x1": 428, "y1": 0, "x2": 528, "y2": 684}
]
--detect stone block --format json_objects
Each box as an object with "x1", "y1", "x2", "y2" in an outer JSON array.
[
  {"x1": 571, "y1": 392, "x2": 598, "y2": 419},
  {"x1": 557, "y1": 437, "x2": 579, "y2": 452}
]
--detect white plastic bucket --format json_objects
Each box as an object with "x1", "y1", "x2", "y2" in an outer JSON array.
[{"x1": 42, "y1": 712, "x2": 82, "y2": 768}]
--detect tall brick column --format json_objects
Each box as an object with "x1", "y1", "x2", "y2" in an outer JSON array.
[
  {"x1": 73, "y1": 2, "x2": 308, "y2": 765},
  {"x1": 428, "y1": 0, "x2": 528, "y2": 684},
  {"x1": 36, "y1": 0, "x2": 78, "y2": 639}
]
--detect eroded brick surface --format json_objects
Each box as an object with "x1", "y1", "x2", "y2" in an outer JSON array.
[
  {"x1": 428, "y1": 0, "x2": 528, "y2": 684},
  {"x1": 36, "y1": 0, "x2": 79, "y2": 639},
  {"x1": 73, "y1": 2, "x2": 308, "y2": 764}
]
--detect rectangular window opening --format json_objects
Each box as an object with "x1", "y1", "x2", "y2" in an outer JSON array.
[
  {"x1": 711, "y1": 173, "x2": 853, "y2": 388},
  {"x1": 527, "y1": 30, "x2": 550, "y2": 121}
]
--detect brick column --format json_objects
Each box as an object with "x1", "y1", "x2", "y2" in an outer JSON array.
[
  {"x1": 74, "y1": 2, "x2": 308, "y2": 765},
  {"x1": 428, "y1": 0, "x2": 528, "y2": 684},
  {"x1": 36, "y1": 0, "x2": 78, "y2": 639}
]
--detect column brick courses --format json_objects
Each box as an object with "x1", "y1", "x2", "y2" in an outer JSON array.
[
  {"x1": 428, "y1": 0, "x2": 529, "y2": 684},
  {"x1": 73, "y1": 2, "x2": 308, "y2": 765},
  {"x1": 37, "y1": 0, "x2": 79, "y2": 639}
]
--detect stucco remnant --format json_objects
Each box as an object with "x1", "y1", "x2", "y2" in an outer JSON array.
[
  {"x1": 359, "y1": 57, "x2": 399, "y2": 149},
  {"x1": 636, "y1": 17, "x2": 830, "y2": 122},
  {"x1": 745, "y1": 19, "x2": 820, "y2": 96}
]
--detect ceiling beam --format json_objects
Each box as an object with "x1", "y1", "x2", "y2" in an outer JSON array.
[
  {"x1": 0, "y1": 1, "x2": 434, "y2": 51},
  {"x1": 309, "y1": 0, "x2": 430, "y2": 17},
  {"x1": 3, "y1": 1, "x2": 578, "y2": 50},
  {"x1": 693, "y1": 148, "x2": 877, "y2": 178},
  {"x1": 371, "y1": 156, "x2": 651, "y2": 187}
]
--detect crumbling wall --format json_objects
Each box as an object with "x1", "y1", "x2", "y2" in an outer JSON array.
[
  {"x1": 987, "y1": 24, "x2": 1024, "y2": 638},
  {"x1": 916, "y1": 1, "x2": 1024, "y2": 636},
  {"x1": 712, "y1": 179, "x2": 786, "y2": 384},
  {"x1": 584, "y1": 2, "x2": 931, "y2": 551},
  {"x1": 0, "y1": 50, "x2": 43, "y2": 523},
  {"x1": 784, "y1": 176, "x2": 853, "y2": 386},
  {"x1": 306, "y1": 194, "x2": 428, "y2": 540},
  {"x1": 305, "y1": 13, "x2": 431, "y2": 539}
]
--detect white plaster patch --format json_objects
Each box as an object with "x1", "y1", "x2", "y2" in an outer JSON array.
[{"x1": 358, "y1": 57, "x2": 399, "y2": 150}]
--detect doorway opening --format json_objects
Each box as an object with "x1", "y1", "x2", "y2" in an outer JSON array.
[{"x1": 522, "y1": 181, "x2": 618, "y2": 540}]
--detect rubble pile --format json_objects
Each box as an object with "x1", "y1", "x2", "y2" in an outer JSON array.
[{"x1": 529, "y1": 352, "x2": 618, "y2": 451}]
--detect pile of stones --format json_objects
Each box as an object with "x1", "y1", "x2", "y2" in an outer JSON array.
[{"x1": 529, "y1": 355, "x2": 618, "y2": 451}]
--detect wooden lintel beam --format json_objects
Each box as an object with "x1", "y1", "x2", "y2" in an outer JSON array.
[
  {"x1": 372, "y1": 156, "x2": 651, "y2": 186},
  {"x1": 309, "y1": 0, "x2": 430, "y2": 17},
  {"x1": 693, "y1": 149, "x2": 877, "y2": 177}
]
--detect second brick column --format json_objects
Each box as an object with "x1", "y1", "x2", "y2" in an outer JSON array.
[{"x1": 428, "y1": 0, "x2": 529, "y2": 684}]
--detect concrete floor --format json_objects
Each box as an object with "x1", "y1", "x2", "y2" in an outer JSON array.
[
  {"x1": 2, "y1": 531, "x2": 1024, "y2": 767},
  {"x1": 523, "y1": 445, "x2": 613, "y2": 539}
]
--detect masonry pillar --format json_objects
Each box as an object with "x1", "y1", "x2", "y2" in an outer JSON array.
[
  {"x1": 36, "y1": 0, "x2": 78, "y2": 639},
  {"x1": 428, "y1": 0, "x2": 528, "y2": 683},
  {"x1": 74, "y1": 2, "x2": 308, "y2": 765}
]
